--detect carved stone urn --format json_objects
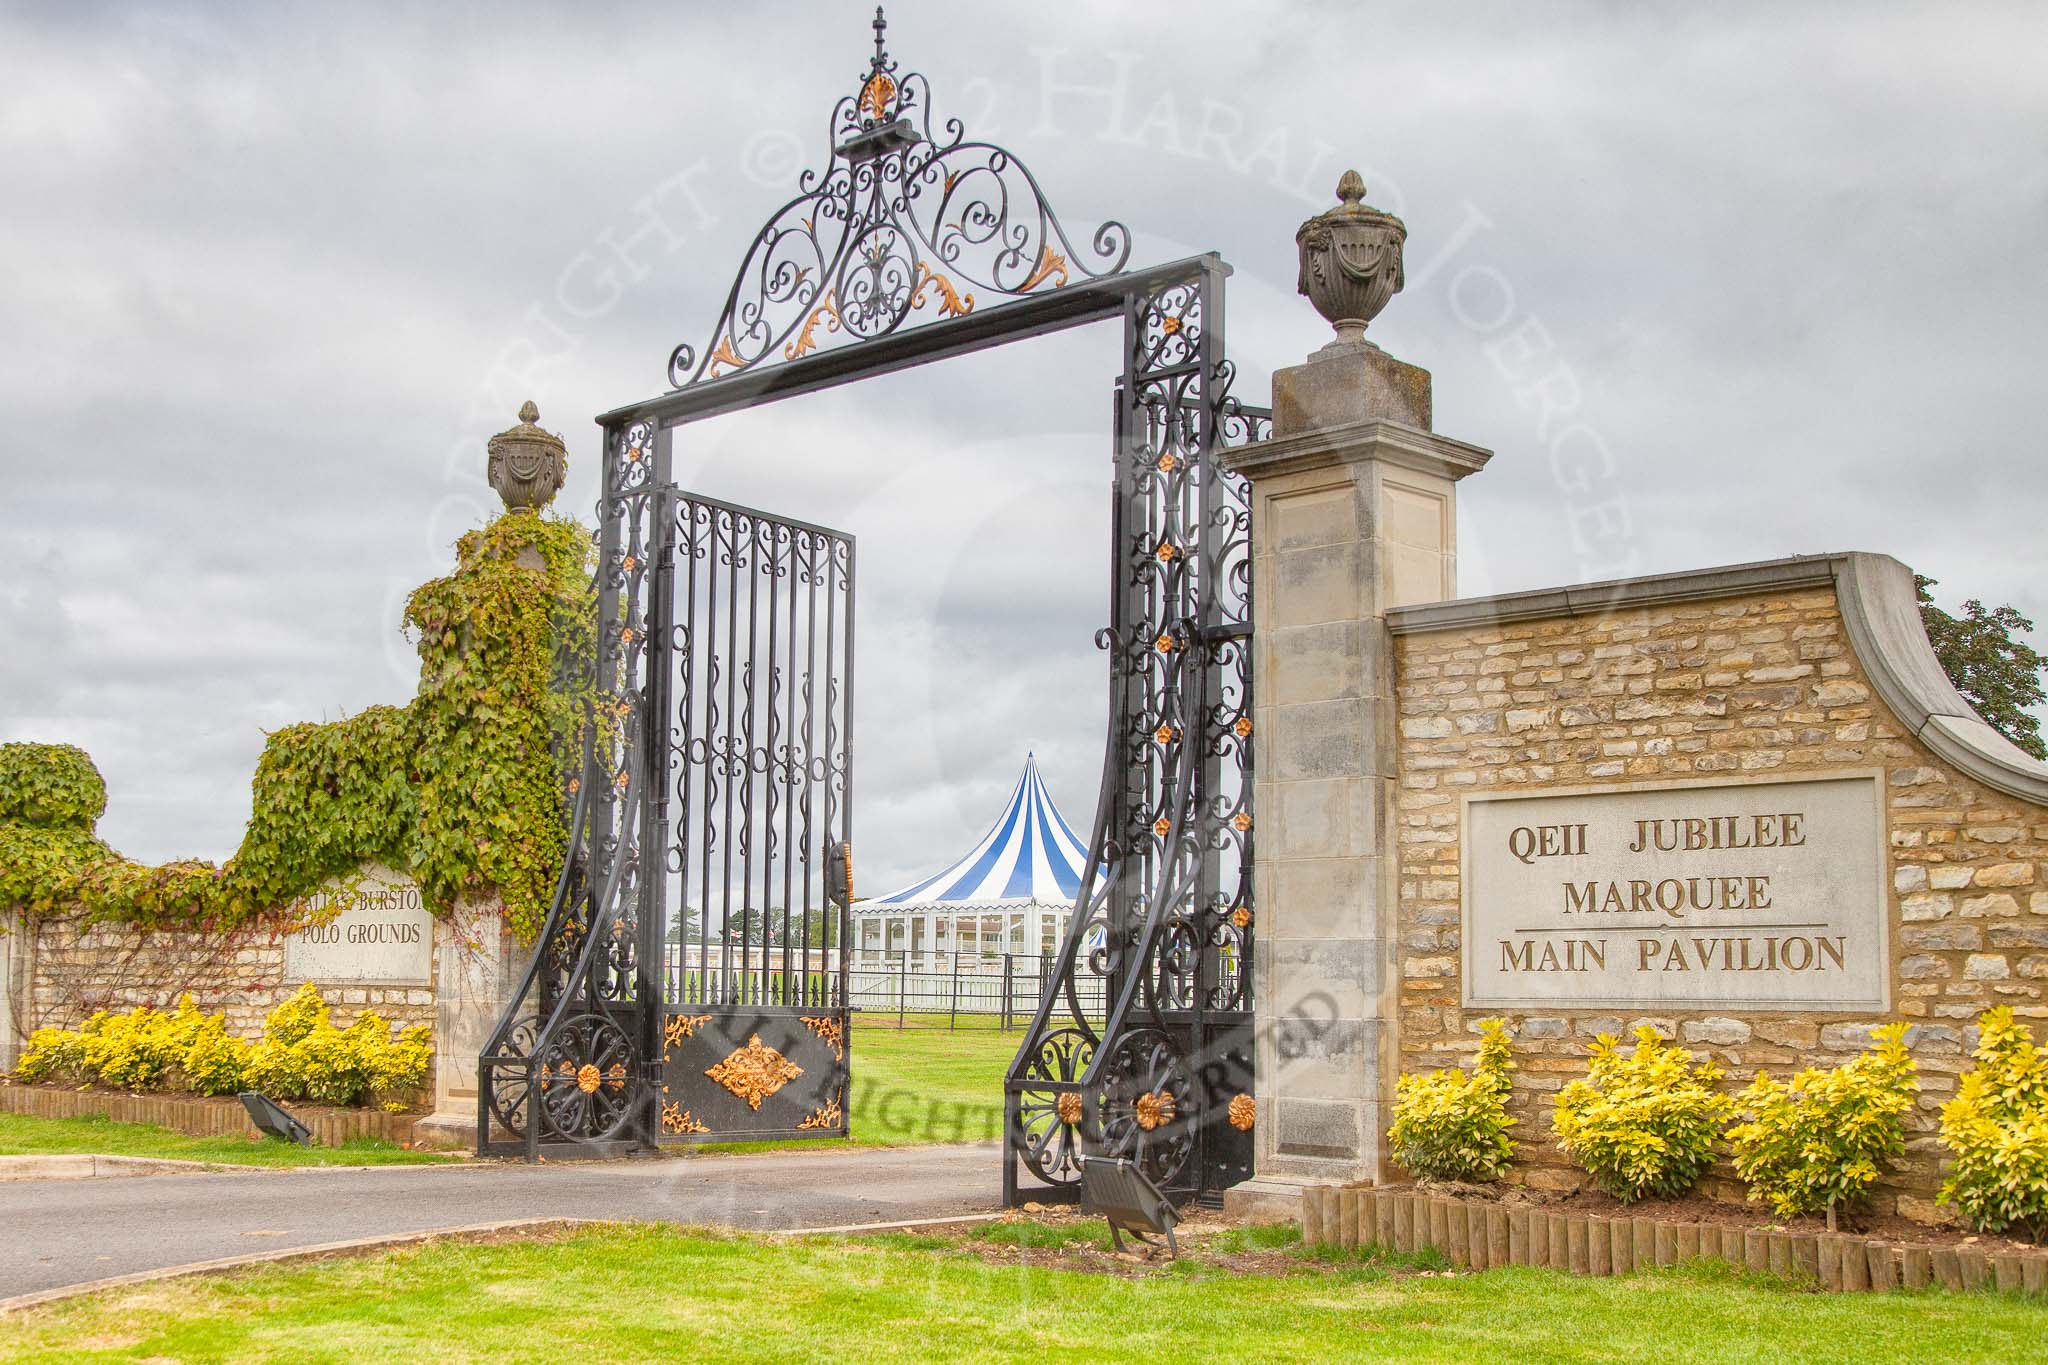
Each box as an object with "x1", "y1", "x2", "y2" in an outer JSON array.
[
  {"x1": 1296, "y1": 170, "x2": 1407, "y2": 347},
  {"x1": 487, "y1": 401, "x2": 567, "y2": 512}
]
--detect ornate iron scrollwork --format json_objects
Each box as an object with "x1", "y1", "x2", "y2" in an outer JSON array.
[
  {"x1": 665, "y1": 8, "x2": 1130, "y2": 389},
  {"x1": 1004, "y1": 260, "x2": 1262, "y2": 1202}
]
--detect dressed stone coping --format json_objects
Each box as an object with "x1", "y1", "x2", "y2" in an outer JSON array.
[
  {"x1": 0, "y1": 1083, "x2": 419, "y2": 1148},
  {"x1": 1300, "y1": 1185, "x2": 2048, "y2": 1295},
  {"x1": 1384, "y1": 551, "x2": 2048, "y2": 807}
]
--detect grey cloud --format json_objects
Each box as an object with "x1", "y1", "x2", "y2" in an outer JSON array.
[{"x1": 2, "y1": 0, "x2": 2042, "y2": 878}]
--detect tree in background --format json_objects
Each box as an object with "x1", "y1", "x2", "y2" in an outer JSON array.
[{"x1": 1918, "y1": 576, "x2": 2048, "y2": 760}]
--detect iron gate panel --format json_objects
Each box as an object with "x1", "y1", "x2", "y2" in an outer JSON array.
[
  {"x1": 1001, "y1": 271, "x2": 1265, "y2": 1204},
  {"x1": 658, "y1": 1009, "x2": 847, "y2": 1139},
  {"x1": 656, "y1": 491, "x2": 854, "y2": 1143}
]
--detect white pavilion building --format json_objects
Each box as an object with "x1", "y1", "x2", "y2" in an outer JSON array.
[{"x1": 852, "y1": 754, "x2": 1091, "y2": 973}]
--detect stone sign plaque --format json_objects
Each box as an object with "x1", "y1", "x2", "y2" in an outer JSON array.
[
  {"x1": 1462, "y1": 774, "x2": 1886, "y2": 1011},
  {"x1": 283, "y1": 868, "x2": 433, "y2": 986}
]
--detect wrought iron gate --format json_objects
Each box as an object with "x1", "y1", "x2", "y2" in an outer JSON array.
[
  {"x1": 476, "y1": 447, "x2": 856, "y2": 1156},
  {"x1": 1001, "y1": 373, "x2": 1269, "y2": 1205},
  {"x1": 654, "y1": 491, "x2": 854, "y2": 1141},
  {"x1": 481, "y1": 10, "x2": 1263, "y2": 1197}
]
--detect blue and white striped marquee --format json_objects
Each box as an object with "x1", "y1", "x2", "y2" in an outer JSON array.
[{"x1": 852, "y1": 754, "x2": 1089, "y2": 967}]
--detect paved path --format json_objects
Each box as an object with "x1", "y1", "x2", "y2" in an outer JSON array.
[{"x1": 0, "y1": 1143, "x2": 1002, "y2": 1298}]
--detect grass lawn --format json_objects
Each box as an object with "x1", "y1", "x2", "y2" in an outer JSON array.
[
  {"x1": 699, "y1": 1024, "x2": 1018, "y2": 1152},
  {"x1": 1, "y1": 1221, "x2": 2038, "y2": 1364},
  {"x1": 848, "y1": 1022, "x2": 1015, "y2": 1144},
  {"x1": 0, "y1": 1112, "x2": 455, "y2": 1168}
]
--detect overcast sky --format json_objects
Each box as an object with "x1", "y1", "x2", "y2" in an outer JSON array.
[{"x1": 3, "y1": 2, "x2": 2044, "y2": 894}]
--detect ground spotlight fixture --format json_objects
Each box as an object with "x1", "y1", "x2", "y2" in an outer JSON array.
[
  {"x1": 239, "y1": 1091, "x2": 313, "y2": 1146},
  {"x1": 1080, "y1": 1155, "x2": 1181, "y2": 1258}
]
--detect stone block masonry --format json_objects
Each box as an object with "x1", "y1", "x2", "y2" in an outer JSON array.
[
  {"x1": 3, "y1": 884, "x2": 525, "y2": 1145},
  {"x1": 15, "y1": 917, "x2": 436, "y2": 1043},
  {"x1": 1386, "y1": 555, "x2": 2048, "y2": 1214}
]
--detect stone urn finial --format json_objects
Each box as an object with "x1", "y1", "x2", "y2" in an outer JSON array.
[
  {"x1": 487, "y1": 400, "x2": 567, "y2": 513},
  {"x1": 1296, "y1": 170, "x2": 1407, "y2": 348}
]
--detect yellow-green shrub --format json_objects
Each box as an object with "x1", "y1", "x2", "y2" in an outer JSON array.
[
  {"x1": 1553, "y1": 1026, "x2": 1732, "y2": 1202},
  {"x1": 247, "y1": 985, "x2": 431, "y2": 1107},
  {"x1": 262, "y1": 982, "x2": 330, "y2": 1047},
  {"x1": 181, "y1": 1016, "x2": 252, "y2": 1097},
  {"x1": 1728, "y1": 1023, "x2": 1917, "y2": 1225},
  {"x1": 7, "y1": 983, "x2": 430, "y2": 1109},
  {"x1": 76, "y1": 1006, "x2": 173, "y2": 1090},
  {"x1": 1388, "y1": 1017, "x2": 1518, "y2": 1181},
  {"x1": 1939, "y1": 1007, "x2": 2048, "y2": 1239},
  {"x1": 12, "y1": 1026, "x2": 83, "y2": 1084}
]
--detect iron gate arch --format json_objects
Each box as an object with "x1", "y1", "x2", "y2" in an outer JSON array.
[{"x1": 478, "y1": 9, "x2": 1266, "y2": 1203}]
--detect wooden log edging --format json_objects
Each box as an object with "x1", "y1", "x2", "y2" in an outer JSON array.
[
  {"x1": 0, "y1": 1084, "x2": 418, "y2": 1148},
  {"x1": 1298, "y1": 1185, "x2": 2048, "y2": 1295}
]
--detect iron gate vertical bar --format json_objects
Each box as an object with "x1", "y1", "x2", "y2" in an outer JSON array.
[
  {"x1": 836, "y1": 526, "x2": 856, "y2": 1017},
  {"x1": 740, "y1": 511, "x2": 761, "y2": 1004},
  {"x1": 782, "y1": 523, "x2": 800, "y2": 1005},
  {"x1": 638, "y1": 426, "x2": 677, "y2": 1141},
  {"x1": 1108, "y1": 373, "x2": 1138, "y2": 1020},
  {"x1": 718, "y1": 506, "x2": 739, "y2": 1003},
  {"x1": 800, "y1": 527, "x2": 821, "y2": 1007},
  {"x1": 679, "y1": 493, "x2": 702, "y2": 1007},
  {"x1": 1192, "y1": 259, "x2": 1227, "y2": 1181}
]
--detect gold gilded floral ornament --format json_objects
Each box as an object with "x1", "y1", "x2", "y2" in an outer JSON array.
[
  {"x1": 800, "y1": 1015, "x2": 846, "y2": 1061},
  {"x1": 1153, "y1": 723, "x2": 1176, "y2": 745},
  {"x1": 1227, "y1": 1093, "x2": 1256, "y2": 1132},
  {"x1": 1152, "y1": 815, "x2": 1171, "y2": 838},
  {"x1": 1233, "y1": 811, "x2": 1252, "y2": 833},
  {"x1": 1231, "y1": 906, "x2": 1253, "y2": 931},
  {"x1": 1056, "y1": 1092, "x2": 1083, "y2": 1125},
  {"x1": 705, "y1": 335, "x2": 746, "y2": 378},
  {"x1": 706, "y1": 1035, "x2": 803, "y2": 1111},
  {"x1": 859, "y1": 70, "x2": 896, "y2": 120},
  {"x1": 576, "y1": 1064, "x2": 602, "y2": 1095},
  {"x1": 910, "y1": 262, "x2": 975, "y2": 318},
  {"x1": 663, "y1": 1014, "x2": 712, "y2": 1052},
  {"x1": 784, "y1": 291, "x2": 843, "y2": 361},
  {"x1": 1155, "y1": 633, "x2": 1177, "y2": 654},
  {"x1": 1134, "y1": 1089, "x2": 1178, "y2": 1132},
  {"x1": 1016, "y1": 246, "x2": 1070, "y2": 293},
  {"x1": 661, "y1": 1102, "x2": 709, "y2": 1136},
  {"x1": 797, "y1": 1093, "x2": 844, "y2": 1131}
]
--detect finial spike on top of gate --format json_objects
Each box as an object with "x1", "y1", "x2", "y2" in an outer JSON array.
[
  {"x1": 870, "y1": 7, "x2": 890, "y2": 75},
  {"x1": 664, "y1": 10, "x2": 1133, "y2": 390}
]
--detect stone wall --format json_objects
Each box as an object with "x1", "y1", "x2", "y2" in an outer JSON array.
[
  {"x1": 4, "y1": 885, "x2": 528, "y2": 1144},
  {"x1": 15, "y1": 916, "x2": 438, "y2": 1041},
  {"x1": 1388, "y1": 562, "x2": 2048, "y2": 1216}
]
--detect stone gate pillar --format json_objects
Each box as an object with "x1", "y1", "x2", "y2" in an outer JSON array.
[{"x1": 1223, "y1": 174, "x2": 1490, "y2": 1206}]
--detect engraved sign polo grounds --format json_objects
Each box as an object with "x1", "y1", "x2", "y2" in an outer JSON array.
[{"x1": 1, "y1": 7, "x2": 2046, "y2": 1361}]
